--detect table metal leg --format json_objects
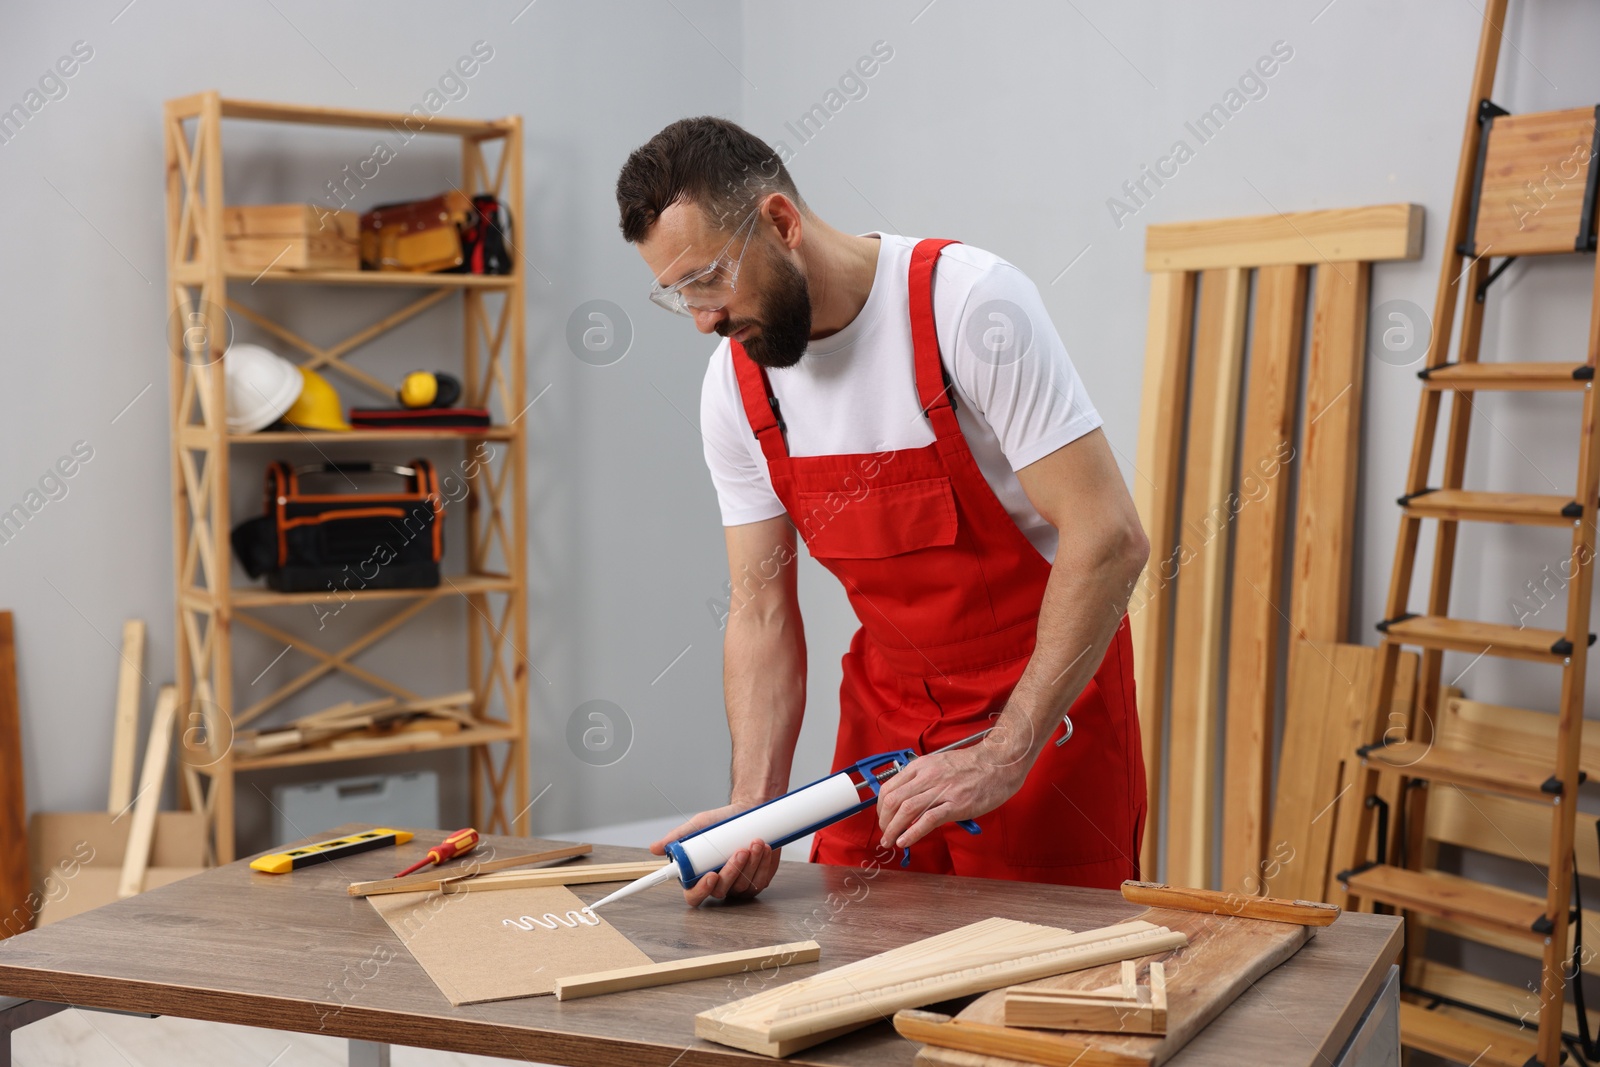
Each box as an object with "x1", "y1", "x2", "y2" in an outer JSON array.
[
  {"x1": 348, "y1": 1038, "x2": 392, "y2": 1067},
  {"x1": 0, "y1": 996, "x2": 68, "y2": 1067}
]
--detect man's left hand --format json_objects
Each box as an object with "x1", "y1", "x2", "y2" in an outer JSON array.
[{"x1": 876, "y1": 742, "x2": 1029, "y2": 850}]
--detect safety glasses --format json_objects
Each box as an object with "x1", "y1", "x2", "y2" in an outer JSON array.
[{"x1": 648, "y1": 207, "x2": 760, "y2": 317}]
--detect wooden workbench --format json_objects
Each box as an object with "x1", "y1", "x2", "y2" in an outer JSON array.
[{"x1": 0, "y1": 827, "x2": 1400, "y2": 1066}]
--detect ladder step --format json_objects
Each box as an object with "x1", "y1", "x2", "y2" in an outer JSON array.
[
  {"x1": 1358, "y1": 740, "x2": 1573, "y2": 801},
  {"x1": 1377, "y1": 614, "x2": 1593, "y2": 663},
  {"x1": 1419, "y1": 361, "x2": 1593, "y2": 391},
  {"x1": 1398, "y1": 1002, "x2": 1538, "y2": 1067},
  {"x1": 1399, "y1": 488, "x2": 1582, "y2": 526},
  {"x1": 1342, "y1": 866, "x2": 1551, "y2": 942}
]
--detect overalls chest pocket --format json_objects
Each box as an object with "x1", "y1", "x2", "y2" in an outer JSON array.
[{"x1": 794, "y1": 476, "x2": 957, "y2": 560}]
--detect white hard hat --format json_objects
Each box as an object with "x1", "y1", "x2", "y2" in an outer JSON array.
[{"x1": 224, "y1": 343, "x2": 303, "y2": 434}]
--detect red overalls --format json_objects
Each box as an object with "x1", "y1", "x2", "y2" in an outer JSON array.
[{"x1": 730, "y1": 239, "x2": 1145, "y2": 888}]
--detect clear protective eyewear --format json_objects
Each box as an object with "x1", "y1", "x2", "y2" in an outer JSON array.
[{"x1": 648, "y1": 208, "x2": 760, "y2": 317}]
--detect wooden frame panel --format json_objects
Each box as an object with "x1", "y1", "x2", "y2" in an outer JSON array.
[{"x1": 1145, "y1": 204, "x2": 1422, "y2": 272}]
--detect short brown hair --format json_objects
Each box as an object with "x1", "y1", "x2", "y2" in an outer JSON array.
[{"x1": 615, "y1": 116, "x2": 802, "y2": 243}]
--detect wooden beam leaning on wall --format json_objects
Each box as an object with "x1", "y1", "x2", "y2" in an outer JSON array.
[{"x1": 1131, "y1": 203, "x2": 1422, "y2": 890}]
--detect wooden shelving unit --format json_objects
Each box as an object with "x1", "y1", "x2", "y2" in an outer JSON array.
[{"x1": 162, "y1": 92, "x2": 529, "y2": 863}]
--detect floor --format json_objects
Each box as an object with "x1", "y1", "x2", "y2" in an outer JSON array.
[{"x1": 10, "y1": 818, "x2": 815, "y2": 1066}]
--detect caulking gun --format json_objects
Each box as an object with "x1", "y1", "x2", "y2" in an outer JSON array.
[{"x1": 587, "y1": 714, "x2": 1072, "y2": 911}]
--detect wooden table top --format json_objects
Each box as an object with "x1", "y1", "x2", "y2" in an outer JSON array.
[{"x1": 0, "y1": 826, "x2": 1401, "y2": 1067}]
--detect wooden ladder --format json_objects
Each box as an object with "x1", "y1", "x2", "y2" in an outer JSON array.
[{"x1": 1338, "y1": 3, "x2": 1600, "y2": 1065}]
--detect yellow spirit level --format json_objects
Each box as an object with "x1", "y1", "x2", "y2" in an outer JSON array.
[{"x1": 249, "y1": 828, "x2": 414, "y2": 874}]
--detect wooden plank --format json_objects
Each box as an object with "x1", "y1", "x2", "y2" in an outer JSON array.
[
  {"x1": 554, "y1": 940, "x2": 821, "y2": 1001},
  {"x1": 915, "y1": 906, "x2": 1312, "y2": 1067},
  {"x1": 1413, "y1": 958, "x2": 1599, "y2": 1038},
  {"x1": 441, "y1": 860, "x2": 667, "y2": 894},
  {"x1": 117, "y1": 686, "x2": 178, "y2": 899},
  {"x1": 217, "y1": 96, "x2": 511, "y2": 138},
  {"x1": 1342, "y1": 865, "x2": 1547, "y2": 941},
  {"x1": 108, "y1": 620, "x2": 146, "y2": 814},
  {"x1": 1397, "y1": 1001, "x2": 1536, "y2": 1067},
  {"x1": 1291, "y1": 262, "x2": 1369, "y2": 644},
  {"x1": 897, "y1": 1009, "x2": 1146, "y2": 1067},
  {"x1": 1166, "y1": 266, "x2": 1249, "y2": 889},
  {"x1": 1472, "y1": 106, "x2": 1599, "y2": 257},
  {"x1": 1441, "y1": 694, "x2": 1600, "y2": 779},
  {"x1": 1220, "y1": 263, "x2": 1307, "y2": 891},
  {"x1": 1379, "y1": 614, "x2": 1573, "y2": 662},
  {"x1": 0, "y1": 613, "x2": 25, "y2": 939},
  {"x1": 1130, "y1": 270, "x2": 1196, "y2": 879},
  {"x1": 1145, "y1": 204, "x2": 1423, "y2": 272},
  {"x1": 347, "y1": 843, "x2": 592, "y2": 897}
]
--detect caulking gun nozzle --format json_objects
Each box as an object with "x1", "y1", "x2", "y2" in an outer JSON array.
[{"x1": 585, "y1": 860, "x2": 677, "y2": 911}]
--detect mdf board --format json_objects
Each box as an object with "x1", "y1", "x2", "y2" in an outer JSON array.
[
  {"x1": 1219, "y1": 264, "x2": 1308, "y2": 893},
  {"x1": 1131, "y1": 272, "x2": 1196, "y2": 877},
  {"x1": 0, "y1": 612, "x2": 24, "y2": 939},
  {"x1": 913, "y1": 907, "x2": 1311, "y2": 1067},
  {"x1": 1165, "y1": 267, "x2": 1248, "y2": 889},
  {"x1": 1130, "y1": 271, "x2": 1195, "y2": 879}
]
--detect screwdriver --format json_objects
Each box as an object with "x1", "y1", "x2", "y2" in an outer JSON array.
[{"x1": 393, "y1": 827, "x2": 480, "y2": 878}]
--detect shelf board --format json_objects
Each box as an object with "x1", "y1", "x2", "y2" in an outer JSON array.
[
  {"x1": 214, "y1": 721, "x2": 519, "y2": 772},
  {"x1": 225, "y1": 427, "x2": 515, "y2": 445},
  {"x1": 181, "y1": 573, "x2": 515, "y2": 608},
  {"x1": 170, "y1": 262, "x2": 516, "y2": 288},
  {"x1": 205, "y1": 96, "x2": 514, "y2": 139}
]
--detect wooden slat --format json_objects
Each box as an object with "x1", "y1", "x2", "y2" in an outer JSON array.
[
  {"x1": 108, "y1": 620, "x2": 146, "y2": 814},
  {"x1": 1129, "y1": 270, "x2": 1195, "y2": 879},
  {"x1": 1221, "y1": 263, "x2": 1307, "y2": 891},
  {"x1": 1442, "y1": 693, "x2": 1600, "y2": 779},
  {"x1": 441, "y1": 860, "x2": 667, "y2": 894},
  {"x1": 1364, "y1": 743, "x2": 1556, "y2": 800},
  {"x1": 118, "y1": 686, "x2": 178, "y2": 899},
  {"x1": 1166, "y1": 267, "x2": 1249, "y2": 888},
  {"x1": 1342, "y1": 865, "x2": 1547, "y2": 942},
  {"x1": 1400, "y1": 488, "x2": 1580, "y2": 526},
  {"x1": 1420, "y1": 361, "x2": 1592, "y2": 390},
  {"x1": 555, "y1": 940, "x2": 821, "y2": 1001},
  {"x1": 1145, "y1": 204, "x2": 1423, "y2": 271},
  {"x1": 1412, "y1": 959, "x2": 1598, "y2": 1044},
  {"x1": 347, "y1": 843, "x2": 592, "y2": 897},
  {"x1": 1429, "y1": 786, "x2": 1600, "y2": 873},
  {"x1": 217, "y1": 96, "x2": 511, "y2": 137},
  {"x1": 1397, "y1": 1002, "x2": 1536, "y2": 1067},
  {"x1": 1380, "y1": 614, "x2": 1577, "y2": 662},
  {"x1": 1291, "y1": 262, "x2": 1369, "y2": 644},
  {"x1": 0, "y1": 613, "x2": 25, "y2": 939}
]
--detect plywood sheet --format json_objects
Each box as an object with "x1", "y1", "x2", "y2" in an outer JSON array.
[
  {"x1": 915, "y1": 906, "x2": 1311, "y2": 1067},
  {"x1": 368, "y1": 884, "x2": 650, "y2": 1005}
]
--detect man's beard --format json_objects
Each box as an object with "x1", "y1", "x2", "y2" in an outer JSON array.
[{"x1": 723, "y1": 248, "x2": 812, "y2": 370}]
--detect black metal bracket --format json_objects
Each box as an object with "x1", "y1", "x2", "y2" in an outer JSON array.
[
  {"x1": 1376, "y1": 612, "x2": 1419, "y2": 633},
  {"x1": 1551, "y1": 634, "x2": 1598, "y2": 656},
  {"x1": 1531, "y1": 907, "x2": 1579, "y2": 936},
  {"x1": 1457, "y1": 99, "x2": 1511, "y2": 258},
  {"x1": 1564, "y1": 501, "x2": 1584, "y2": 519},
  {"x1": 1542, "y1": 773, "x2": 1588, "y2": 795},
  {"x1": 1578, "y1": 103, "x2": 1600, "y2": 253},
  {"x1": 1397, "y1": 488, "x2": 1437, "y2": 507},
  {"x1": 1474, "y1": 255, "x2": 1518, "y2": 303},
  {"x1": 1355, "y1": 736, "x2": 1403, "y2": 759},
  {"x1": 1335, "y1": 860, "x2": 1379, "y2": 886},
  {"x1": 1577, "y1": 365, "x2": 1596, "y2": 381},
  {"x1": 1368, "y1": 796, "x2": 1390, "y2": 866}
]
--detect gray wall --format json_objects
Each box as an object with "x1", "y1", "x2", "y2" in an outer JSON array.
[{"x1": 5, "y1": 1, "x2": 1600, "y2": 882}]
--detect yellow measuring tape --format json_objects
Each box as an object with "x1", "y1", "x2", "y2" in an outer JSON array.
[{"x1": 249, "y1": 828, "x2": 414, "y2": 874}]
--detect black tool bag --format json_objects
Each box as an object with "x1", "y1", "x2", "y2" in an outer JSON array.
[
  {"x1": 230, "y1": 461, "x2": 444, "y2": 593},
  {"x1": 449, "y1": 194, "x2": 512, "y2": 275}
]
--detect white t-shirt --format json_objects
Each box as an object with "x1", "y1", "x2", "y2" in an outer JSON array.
[{"x1": 699, "y1": 233, "x2": 1102, "y2": 562}]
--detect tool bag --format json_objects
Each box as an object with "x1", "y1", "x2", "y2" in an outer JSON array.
[
  {"x1": 230, "y1": 460, "x2": 444, "y2": 593},
  {"x1": 359, "y1": 192, "x2": 512, "y2": 274}
]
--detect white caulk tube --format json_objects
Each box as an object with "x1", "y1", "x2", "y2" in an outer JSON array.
[{"x1": 587, "y1": 771, "x2": 865, "y2": 911}]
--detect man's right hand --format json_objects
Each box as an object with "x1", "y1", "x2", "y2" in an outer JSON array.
[{"x1": 649, "y1": 803, "x2": 783, "y2": 906}]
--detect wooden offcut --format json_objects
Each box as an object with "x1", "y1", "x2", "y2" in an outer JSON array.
[
  {"x1": 441, "y1": 860, "x2": 667, "y2": 894},
  {"x1": 0, "y1": 612, "x2": 25, "y2": 939},
  {"x1": 117, "y1": 686, "x2": 178, "y2": 899},
  {"x1": 697, "y1": 918, "x2": 1187, "y2": 1058},
  {"x1": 555, "y1": 940, "x2": 821, "y2": 1001},
  {"x1": 107, "y1": 620, "x2": 146, "y2": 814},
  {"x1": 1119, "y1": 880, "x2": 1339, "y2": 926},
  {"x1": 1004, "y1": 961, "x2": 1168, "y2": 1034},
  {"x1": 348, "y1": 842, "x2": 593, "y2": 896}
]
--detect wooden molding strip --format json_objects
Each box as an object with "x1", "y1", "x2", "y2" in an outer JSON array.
[
  {"x1": 555, "y1": 940, "x2": 821, "y2": 1001},
  {"x1": 1145, "y1": 203, "x2": 1422, "y2": 271},
  {"x1": 442, "y1": 860, "x2": 667, "y2": 895}
]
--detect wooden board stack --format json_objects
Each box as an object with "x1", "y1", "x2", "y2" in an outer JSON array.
[
  {"x1": 232, "y1": 690, "x2": 476, "y2": 757},
  {"x1": 696, "y1": 918, "x2": 1188, "y2": 1058}
]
